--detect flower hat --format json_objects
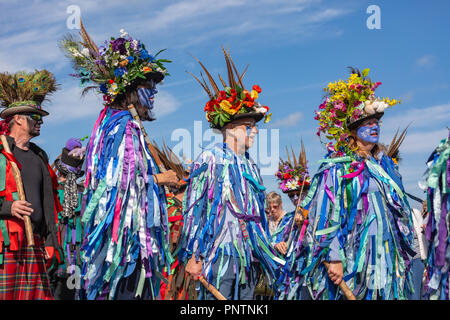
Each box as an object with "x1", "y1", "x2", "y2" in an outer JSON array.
[
  {"x1": 60, "y1": 19, "x2": 170, "y2": 104},
  {"x1": 0, "y1": 70, "x2": 58, "y2": 119},
  {"x1": 315, "y1": 67, "x2": 401, "y2": 155},
  {"x1": 276, "y1": 140, "x2": 311, "y2": 193},
  {"x1": 188, "y1": 47, "x2": 271, "y2": 129}
]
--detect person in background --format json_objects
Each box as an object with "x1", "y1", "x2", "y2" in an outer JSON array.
[
  {"x1": 49, "y1": 137, "x2": 86, "y2": 300},
  {"x1": 420, "y1": 130, "x2": 449, "y2": 300}
]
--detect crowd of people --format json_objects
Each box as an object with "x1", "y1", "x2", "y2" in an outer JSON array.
[{"x1": 0, "y1": 21, "x2": 448, "y2": 301}]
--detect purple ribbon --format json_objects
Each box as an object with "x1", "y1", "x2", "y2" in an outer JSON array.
[{"x1": 226, "y1": 201, "x2": 261, "y2": 223}]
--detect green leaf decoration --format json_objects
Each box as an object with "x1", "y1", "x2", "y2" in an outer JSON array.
[{"x1": 362, "y1": 68, "x2": 370, "y2": 78}]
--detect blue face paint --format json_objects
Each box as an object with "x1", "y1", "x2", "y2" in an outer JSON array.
[
  {"x1": 357, "y1": 124, "x2": 380, "y2": 143},
  {"x1": 137, "y1": 86, "x2": 158, "y2": 119}
]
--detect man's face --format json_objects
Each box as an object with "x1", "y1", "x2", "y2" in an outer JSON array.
[
  {"x1": 22, "y1": 114, "x2": 43, "y2": 137},
  {"x1": 137, "y1": 80, "x2": 158, "y2": 121},
  {"x1": 288, "y1": 191, "x2": 299, "y2": 206},
  {"x1": 224, "y1": 117, "x2": 258, "y2": 151}
]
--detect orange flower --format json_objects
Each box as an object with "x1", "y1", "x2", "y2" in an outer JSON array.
[{"x1": 142, "y1": 66, "x2": 151, "y2": 73}]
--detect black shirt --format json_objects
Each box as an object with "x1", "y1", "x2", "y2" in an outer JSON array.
[{"x1": 12, "y1": 146, "x2": 45, "y2": 235}]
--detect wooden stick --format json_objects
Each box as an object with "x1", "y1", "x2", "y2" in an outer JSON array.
[
  {"x1": 323, "y1": 261, "x2": 356, "y2": 300},
  {"x1": 286, "y1": 181, "x2": 306, "y2": 248},
  {"x1": 199, "y1": 275, "x2": 227, "y2": 300},
  {"x1": 0, "y1": 135, "x2": 34, "y2": 246}
]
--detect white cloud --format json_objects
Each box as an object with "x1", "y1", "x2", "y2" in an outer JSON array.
[
  {"x1": 400, "y1": 129, "x2": 448, "y2": 154},
  {"x1": 415, "y1": 54, "x2": 437, "y2": 68},
  {"x1": 269, "y1": 111, "x2": 302, "y2": 128},
  {"x1": 381, "y1": 102, "x2": 450, "y2": 132},
  {"x1": 154, "y1": 90, "x2": 180, "y2": 118},
  {"x1": 44, "y1": 84, "x2": 103, "y2": 123}
]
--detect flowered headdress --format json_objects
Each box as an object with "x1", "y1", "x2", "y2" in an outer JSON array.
[
  {"x1": 276, "y1": 140, "x2": 311, "y2": 193},
  {"x1": 60, "y1": 19, "x2": 170, "y2": 104},
  {"x1": 0, "y1": 70, "x2": 57, "y2": 119},
  {"x1": 188, "y1": 47, "x2": 271, "y2": 129},
  {"x1": 315, "y1": 67, "x2": 400, "y2": 155}
]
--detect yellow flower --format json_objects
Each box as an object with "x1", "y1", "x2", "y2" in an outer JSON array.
[
  {"x1": 220, "y1": 100, "x2": 237, "y2": 115},
  {"x1": 119, "y1": 60, "x2": 129, "y2": 67},
  {"x1": 250, "y1": 90, "x2": 259, "y2": 99}
]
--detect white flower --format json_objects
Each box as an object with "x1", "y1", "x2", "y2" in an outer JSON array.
[
  {"x1": 156, "y1": 67, "x2": 163, "y2": 73},
  {"x1": 371, "y1": 100, "x2": 388, "y2": 113},
  {"x1": 255, "y1": 107, "x2": 267, "y2": 114},
  {"x1": 119, "y1": 29, "x2": 129, "y2": 37},
  {"x1": 81, "y1": 48, "x2": 90, "y2": 56},
  {"x1": 286, "y1": 178, "x2": 299, "y2": 190}
]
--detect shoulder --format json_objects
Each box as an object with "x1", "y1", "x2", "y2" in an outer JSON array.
[{"x1": 29, "y1": 142, "x2": 49, "y2": 163}]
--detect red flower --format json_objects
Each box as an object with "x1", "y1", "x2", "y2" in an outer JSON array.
[
  {"x1": 283, "y1": 173, "x2": 291, "y2": 180},
  {"x1": 263, "y1": 106, "x2": 269, "y2": 111},
  {"x1": 218, "y1": 90, "x2": 227, "y2": 100},
  {"x1": 204, "y1": 100, "x2": 217, "y2": 112},
  {"x1": 252, "y1": 85, "x2": 262, "y2": 93},
  {"x1": 109, "y1": 79, "x2": 114, "y2": 84}
]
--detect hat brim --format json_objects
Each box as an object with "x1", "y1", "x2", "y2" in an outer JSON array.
[
  {"x1": 347, "y1": 112, "x2": 383, "y2": 131},
  {"x1": 145, "y1": 71, "x2": 165, "y2": 84},
  {"x1": 0, "y1": 106, "x2": 49, "y2": 119},
  {"x1": 283, "y1": 185, "x2": 310, "y2": 195},
  {"x1": 214, "y1": 112, "x2": 265, "y2": 130}
]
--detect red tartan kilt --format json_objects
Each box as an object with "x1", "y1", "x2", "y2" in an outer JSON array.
[{"x1": 0, "y1": 236, "x2": 53, "y2": 300}]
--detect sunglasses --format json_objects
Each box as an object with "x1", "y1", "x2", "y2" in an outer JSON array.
[{"x1": 22, "y1": 113, "x2": 43, "y2": 122}]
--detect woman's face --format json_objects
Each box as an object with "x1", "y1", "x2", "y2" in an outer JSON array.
[
  {"x1": 355, "y1": 118, "x2": 380, "y2": 144},
  {"x1": 267, "y1": 201, "x2": 283, "y2": 220}
]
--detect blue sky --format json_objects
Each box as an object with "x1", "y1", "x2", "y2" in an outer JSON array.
[{"x1": 1, "y1": 0, "x2": 449, "y2": 211}]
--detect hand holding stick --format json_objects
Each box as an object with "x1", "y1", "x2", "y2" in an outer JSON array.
[
  {"x1": 0, "y1": 135, "x2": 34, "y2": 246},
  {"x1": 286, "y1": 181, "x2": 306, "y2": 248},
  {"x1": 323, "y1": 261, "x2": 356, "y2": 300}
]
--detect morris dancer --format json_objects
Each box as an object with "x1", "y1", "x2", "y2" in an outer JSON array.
[
  {"x1": 0, "y1": 70, "x2": 62, "y2": 299},
  {"x1": 279, "y1": 68, "x2": 416, "y2": 300},
  {"x1": 61, "y1": 21, "x2": 179, "y2": 300},
  {"x1": 50, "y1": 137, "x2": 86, "y2": 300},
  {"x1": 421, "y1": 130, "x2": 450, "y2": 300},
  {"x1": 273, "y1": 141, "x2": 311, "y2": 256},
  {"x1": 178, "y1": 48, "x2": 283, "y2": 300},
  {"x1": 150, "y1": 142, "x2": 195, "y2": 300}
]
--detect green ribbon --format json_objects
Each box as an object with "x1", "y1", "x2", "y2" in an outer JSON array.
[
  {"x1": 81, "y1": 180, "x2": 107, "y2": 224},
  {"x1": 427, "y1": 138, "x2": 450, "y2": 190}
]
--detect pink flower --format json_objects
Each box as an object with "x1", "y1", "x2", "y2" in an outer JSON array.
[
  {"x1": 372, "y1": 82, "x2": 382, "y2": 91},
  {"x1": 352, "y1": 109, "x2": 362, "y2": 119},
  {"x1": 319, "y1": 101, "x2": 327, "y2": 110}
]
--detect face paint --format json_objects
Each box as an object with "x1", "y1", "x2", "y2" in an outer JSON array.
[
  {"x1": 288, "y1": 193, "x2": 299, "y2": 206},
  {"x1": 137, "y1": 85, "x2": 158, "y2": 119},
  {"x1": 357, "y1": 124, "x2": 380, "y2": 143}
]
